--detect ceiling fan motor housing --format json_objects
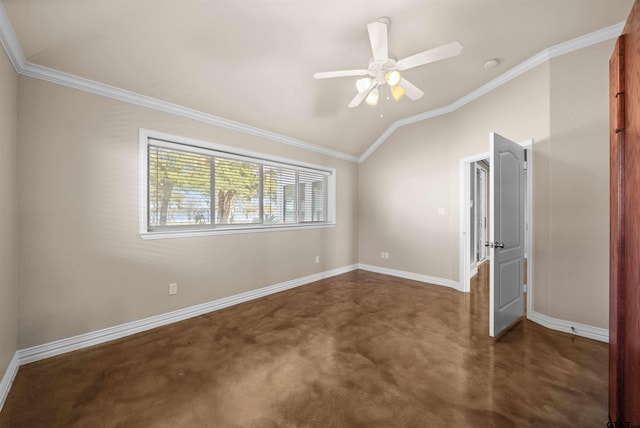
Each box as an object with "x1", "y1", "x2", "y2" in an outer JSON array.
[{"x1": 368, "y1": 55, "x2": 399, "y2": 83}]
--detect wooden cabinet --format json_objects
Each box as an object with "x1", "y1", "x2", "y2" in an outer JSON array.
[{"x1": 610, "y1": 0, "x2": 640, "y2": 425}]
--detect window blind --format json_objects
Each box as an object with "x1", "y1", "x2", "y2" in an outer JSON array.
[{"x1": 146, "y1": 140, "x2": 329, "y2": 232}]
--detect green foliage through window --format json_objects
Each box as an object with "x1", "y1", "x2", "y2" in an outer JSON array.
[{"x1": 147, "y1": 140, "x2": 328, "y2": 231}]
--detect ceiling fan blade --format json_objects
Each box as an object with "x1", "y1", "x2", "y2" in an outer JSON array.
[
  {"x1": 348, "y1": 81, "x2": 378, "y2": 108},
  {"x1": 396, "y1": 41, "x2": 463, "y2": 71},
  {"x1": 313, "y1": 69, "x2": 369, "y2": 79},
  {"x1": 399, "y1": 78, "x2": 424, "y2": 100},
  {"x1": 367, "y1": 20, "x2": 388, "y2": 64}
]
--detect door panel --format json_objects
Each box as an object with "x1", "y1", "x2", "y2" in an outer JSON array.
[
  {"x1": 490, "y1": 132, "x2": 525, "y2": 337},
  {"x1": 499, "y1": 259, "x2": 521, "y2": 306},
  {"x1": 609, "y1": 0, "x2": 640, "y2": 423},
  {"x1": 609, "y1": 32, "x2": 625, "y2": 424}
]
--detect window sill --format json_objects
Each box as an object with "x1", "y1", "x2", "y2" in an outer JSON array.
[{"x1": 139, "y1": 222, "x2": 336, "y2": 240}]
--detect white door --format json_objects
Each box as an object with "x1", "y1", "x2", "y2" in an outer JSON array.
[{"x1": 489, "y1": 133, "x2": 525, "y2": 337}]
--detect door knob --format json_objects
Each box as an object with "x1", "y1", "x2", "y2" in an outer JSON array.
[
  {"x1": 496, "y1": 242, "x2": 505, "y2": 248},
  {"x1": 485, "y1": 241, "x2": 494, "y2": 248}
]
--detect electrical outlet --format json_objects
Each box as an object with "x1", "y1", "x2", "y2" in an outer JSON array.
[
  {"x1": 380, "y1": 252, "x2": 385, "y2": 259},
  {"x1": 169, "y1": 282, "x2": 178, "y2": 295},
  {"x1": 315, "y1": 256, "x2": 320, "y2": 264},
  {"x1": 385, "y1": 252, "x2": 390, "y2": 259}
]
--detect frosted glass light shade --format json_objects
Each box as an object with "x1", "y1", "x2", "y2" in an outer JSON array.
[
  {"x1": 385, "y1": 70, "x2": 401, "y2": 86},
  {"x1": 365, "y1": 88, "x2": 379, "y2": 106},
  {"x1": 391, "y1": 85, "x2": 406, "y2": 101},
  {"x1": 356, "y1": 77, "x2": 372, "y2": 93}
]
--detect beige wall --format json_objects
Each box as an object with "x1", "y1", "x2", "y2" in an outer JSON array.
[
  {"x1": 16, "y1": 77, "x2": 358, "y2": 348},
  {"x1": 535, "y1": 40, "x2": 612, "y2": 328},
  {"x1": 359, "y1": 63, "x2": 550, "y2": 280},
  {"x1": 359, "y1": 40, "x2": 613, "y2": 329},
  {"x1": 0, "y1": 50, "x2": 18, "y2": 376},
  {"x1": 5, "y1": 37, "x2": 613, "y2": 352}
]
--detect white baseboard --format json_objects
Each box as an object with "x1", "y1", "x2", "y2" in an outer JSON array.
[
  {"x1": 0, "y1": 352, "x2": 19, "y2": 412},
  {"x1": 528, "y1": 311, "x2": 609, "y2": 343},
  {"x1": 356, "y1": 264, "x2": 609, "y2": 343},
  {"x1": 18, "y1": 264, "x2": 359, "y2": 365},
  {"x1": 470, "y1": 265, "x2": 478, "y2": 278},
  {"x1": 5, "y1": 263, "x2": 608, "y2": 412},
  {"x1": 358, "y1": 263, "x2": 462, "y2": 291}
]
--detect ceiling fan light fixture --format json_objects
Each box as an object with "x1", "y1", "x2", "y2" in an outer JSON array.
[
  {"x1": 385, "y1": 70, "x2": 401, "y2": 86},
  {"x1": 356, "y1": 77, "x2": 372, "y2": 93},
  {"x1": 391, "y1": 85, "x2": 406, "y2": 101},
  {"x1": 365, "y1": 87, "x2": 379, "y2": 106}
]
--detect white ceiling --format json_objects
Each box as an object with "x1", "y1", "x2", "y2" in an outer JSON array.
[{"x1": 1, "y1": 0, "x2": 634, "y2": 158}]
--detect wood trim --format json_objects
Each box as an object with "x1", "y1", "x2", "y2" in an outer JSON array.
[
  {"x1": 609, "y1": 33, "x2": 626, "y2": 422},
  {"x1": 610, "y1": 1, "x2": 640, "y2": 424}
]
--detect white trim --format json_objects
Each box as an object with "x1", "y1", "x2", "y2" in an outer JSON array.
[
  {"x1": 469, "y1": 263, "x2": 478, "y2": 279},
  {"x1": 141, "y1": 128, "x2": 336, "y2": 175},
  {"x1": 0, "y1": 1, "x2": 621, "y2": 165},
  {"x1": 524, "y1": 143, "x2": 534, "y2": 324},
  {"x1": 139, "y1": 128, "x2": 337, "y2": 239},
  {"x1": 0, "y1": 352, "x2": 19, "y2": 412},
  {"x1": 0, "y1": 1, "x2": 24, "y2": 72},
  {"x1": 139, "y1": 223, "x2": 336, "y2": 240},
  {"x1": 454, "y1": 141, "x2": 610, "y2": 344},
  {"x1": 17, "y1": 264, "x2": 359, "y2": 365},
  {"x1": 358, "y1": 263, "x2": 462, "y2": 291},
  {"x1": 529, "y1": 311, "x2": 609, "y2": 343},
  {"x1": 21, "y1": 62, "x2": 359, "y2": 163},
  {"x1": 2, "y1": 262, "x2": 608, "y2": 415},
  {"x1": 357, "y1": 122, "x2": 400, "y2": 163},
  {"x1": 358, "y1": 22, "x2": 624, "y2": 163},
  {"x1": 459, "y1": 151, "x2": 490, "y2": 293},
  {"x1": 0, "y1": 7, "x2": 357, "y2": 164}
]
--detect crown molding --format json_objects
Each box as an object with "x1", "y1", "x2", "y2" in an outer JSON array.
[
  {"x1": 0, "y1": 0, "x2": 24, "y2": 72},
  {"x1": 358, "y1": 21, "x2": 625, "y2": 163},
  {"x1": 18, "y1": 61, "x2": 359, "y2": 163},
  {"x1": 0, "y1": 0, "x2": 623, "y2": 165},
  {"x1": 0, "y1": 2, "x2": 358, "y2": 164}
]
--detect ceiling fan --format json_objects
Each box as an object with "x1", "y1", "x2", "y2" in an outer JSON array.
[{"x1": 313, "y1": 17, "x2": 463, "y2": 108}]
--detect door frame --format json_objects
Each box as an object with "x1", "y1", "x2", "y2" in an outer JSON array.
[
  {"x1": 474, "y1": 161, "x2": 489, "y2": 266},
  {"x1": 458, "y1": 139, "x2": 534, "y2": 319}
]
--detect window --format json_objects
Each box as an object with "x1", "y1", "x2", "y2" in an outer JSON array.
[{"x1": 140, "y1": 130, "x2": 335, "y2": 239}]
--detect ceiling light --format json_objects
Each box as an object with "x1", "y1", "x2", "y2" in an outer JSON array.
[
  {"x1": 365, "y1": 88, "x2": 379, "y2": 106},
  {"x1": 356, "y1": 77, "x2": 372, "y2": 93},
  {"x1": 391, "y1": 85, "x2": 406, "y2": 101},
  {"x1": 385, "y1": 70, "x2": 401, "y2": 86}
]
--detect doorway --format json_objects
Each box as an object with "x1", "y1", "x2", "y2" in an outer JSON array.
[
  {"x1": 458, "y1": 140, "x2": 533, "y2": 319},
  {"x1": 469, "y1": 159, "x2": 489, "y2": 277}
]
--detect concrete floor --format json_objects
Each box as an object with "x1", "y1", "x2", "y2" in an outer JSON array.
[{"x1": 0, "y1": 269, "x2": 607, "y2": 427}]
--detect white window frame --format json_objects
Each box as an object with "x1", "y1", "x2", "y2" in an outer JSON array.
[{"x1": 139, "y1": 129, "x2": 336, "y2": 240}]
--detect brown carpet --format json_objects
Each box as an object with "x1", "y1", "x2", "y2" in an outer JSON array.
[{"x1": 0, "y1": 270, "x2": 607, "y2": 427}]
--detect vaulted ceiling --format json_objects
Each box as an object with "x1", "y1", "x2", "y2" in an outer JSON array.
[{"x1": 1, "y1": 0, "x2": 634, "y2": 159}]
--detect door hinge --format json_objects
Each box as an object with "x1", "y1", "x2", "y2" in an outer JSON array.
[
  {"x1": 523, "y1": 160, "x2": 528, "y2": 171},
  {"x1": 523, "y1": 284, "x2": 527, "y2": 293}
]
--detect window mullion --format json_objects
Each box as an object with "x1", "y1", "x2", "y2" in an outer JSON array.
[
  {"x1": 259, "y1": 164, "x2": 264, "y2": 224},
  {"x1": 210, "y1": 156, "x2": 216, "y2": 226},
  {"x1": 295, "y1": 171, "x2": 300, "y2": 224}
]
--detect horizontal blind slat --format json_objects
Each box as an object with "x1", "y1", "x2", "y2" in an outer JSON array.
[{"x1": 146, "y1": 141, "x2": 329, "y2": 232}]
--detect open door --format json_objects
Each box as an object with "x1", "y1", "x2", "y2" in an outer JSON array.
[{"x1": 489, "y1": 133, "x2": 525, "y2": 337}]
